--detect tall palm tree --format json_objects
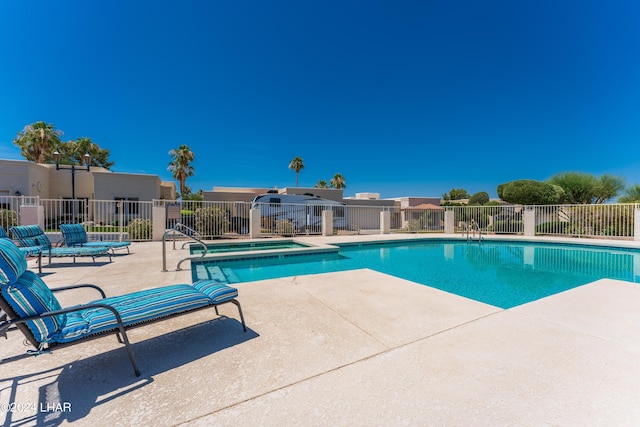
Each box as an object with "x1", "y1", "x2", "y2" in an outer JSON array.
[
  {"x1": 13, "y1": 121, "x2": 63, "y2": 163},
  {"x1": 168, "y1": 145, "x2": 195, "y2": 198},
  {"x1": 330, "y1": 173, "x2": 346, "y2": 189},
  {"x1": 288, "y1": 157, "x2": 304, "y2": 187}
]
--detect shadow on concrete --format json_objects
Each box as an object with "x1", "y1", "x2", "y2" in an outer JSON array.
[{"x1": 1, "y1": 317, "x2": 257, "y2": 427}]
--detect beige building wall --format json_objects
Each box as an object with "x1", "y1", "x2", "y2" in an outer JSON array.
[
  {"x1": 0, "y1": 159, "x2": 173, "y2": 202},
  {"x1": 0, "y1": 160, "x2": 50, "y2": 197},
  {"x1": 93, "y1": 172, "x2": 162, "y2": 201}
]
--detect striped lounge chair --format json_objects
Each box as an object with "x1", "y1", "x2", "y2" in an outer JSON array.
[
  {"x1": 60, "y1": 223, "x2": 131, "y2": 254},
  {"x1": 0, "y1": 226, "x2": 43, "y2": 274},
  {"x1": 10, "y1": 225, "x2": 111, "y2": 266},
  {"x1": 0, "y1": 238, "x2": 246, "y2": 376}
]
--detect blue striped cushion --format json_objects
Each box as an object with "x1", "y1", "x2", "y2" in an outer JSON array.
[
  {"x1": 49, "y1": 247, "x2": 107, "y2": 256},
  {"x1": 1, "y1": 270, "x2": 64, "y2": 342},
  {"x1": 0, "y1": 238, "x2": 28, "y2": 285},
  {"x1": 192, "y1": 280, "x2": 239, "y2": 303},
  {"x1": 10, "y1": 225, "x2": 52, "y2": 249},
  {"x1": 56, "y1": 285, "x2": 212, "y2": 342},
  {"x1": 0, "y1": 226, "x2": 9, "y2": 239},
  {"x1": 59, "y1": 224, "x2": 87, "y2": 246}
]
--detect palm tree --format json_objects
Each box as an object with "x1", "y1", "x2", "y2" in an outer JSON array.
[
  {"x1": 288, "y1": 157, "x2": 304, "y2": 187},
  {"x1": 315, "y1": 179, "x2": 328, "y2": 188},
  {"x1": 330, "y1": 173, "x2": 346, "y2": 189},
  {"x1": 13, "y1": 121, "x2": 63, "y2": 163},
  {"x1": 618, "y1": 184, "x2": 640, "y2": 203},
  {"x1": 168, "y1": 145, "x2": 195, "y2": 198},
  {"x1": 58, "y1": 137, "x2": 115, "y2": 169}
]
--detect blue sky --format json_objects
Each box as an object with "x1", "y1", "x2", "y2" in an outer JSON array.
[{"x1": 1, "y1": 1, "x2": 639, "y2": 199}]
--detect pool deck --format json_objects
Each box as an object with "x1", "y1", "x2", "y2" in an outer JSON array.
[{"x1": 1, "y1": 234, "x2": 640, "y2": 426}]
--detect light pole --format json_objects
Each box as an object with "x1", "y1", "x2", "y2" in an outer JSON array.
[{"x1": 53, "y1": 151, "x2": 91, "y2": 223}]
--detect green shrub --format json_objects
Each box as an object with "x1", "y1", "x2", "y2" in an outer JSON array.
[
  {"x1": 127, "y1": 219, "x2": 152, "y2": 240},
  {"x1": 194, "y1": 207, "x2": 229, "y2": 236},
  {"x1": 276, "y1": 219, "x2": 294, "y2": 236},
  {"x1": 535, "y1": 221, "x2": 570, "y2": 234},
  {"x1": 0, "y1": 209, "x2": 18, "y2": 229},
  {"x1": 406, "y1": 219, "x2": 422, "y2": 232}
]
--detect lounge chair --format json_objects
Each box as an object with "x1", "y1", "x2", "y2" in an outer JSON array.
[
  {"x1": 60, "y1": 223, "x2": 131, "y2": 254},
  {"x1": 10, "y1": 225, "x2": 112, "y2": 266},
  {"x1": 0, "y1": 226, "x2": 43, "y2": 274},
  {"x1": 0, "y1": 238, "x2": 246, "y2": 376}
]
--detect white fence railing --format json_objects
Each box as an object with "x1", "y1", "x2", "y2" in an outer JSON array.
[
  {"x1": 530, "y1": 204, "x2": 637, "y2": 240},
  {"x1": 1, "y1": 196, "x2": 639, "y2": 241},
  {"x1": 448, "y1": 205, "x2": 524, "y2": 234}
]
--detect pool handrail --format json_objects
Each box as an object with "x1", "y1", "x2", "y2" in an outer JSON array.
[{"x1": 162, "y1": 227, "x2": 207, "y2": 272}]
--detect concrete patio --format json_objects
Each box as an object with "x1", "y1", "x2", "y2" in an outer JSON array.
[{"x1": 1, "y1": 236, "x2": 639, "y2": 426}]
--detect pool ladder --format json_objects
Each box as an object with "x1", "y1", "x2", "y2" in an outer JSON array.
[
  {"x1": 162, "y1": 223, "x2": 207, "y2": 272},
  {"x1": 462, "y1": 220, "x2": 483, "y2": 243}
]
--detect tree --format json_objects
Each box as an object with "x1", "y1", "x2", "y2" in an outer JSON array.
[
  {"x1": 468, "y1": 191, "x2": 490, "y2": 205},
  {"x1": 330, "y1": 173, "x2": 346, "y2": 189},
  {"x1": 618, "y1": 185, "x2": 640, "y2": 203},
  {"x1": 288, "y1": 157, "x2": 304, "y2": 187},
  {"x1": 548, "y1": 172, "x2": 625, "y2": 204},
  {"x1": 498, "y1": 180, "x2": 564, "y2": 205},
  {"x1": 168, "y1": 145, "x2": 195, "y2": 198},
  {"x1": 13, "y1": 121, "x2": 63, "y2": 163},
  {"x1": 442, "y1": 188, "x2": 470, "y2": 201},
  {"x1": 594, "y1": 174, "x2": 625, "y2": 204},
  {"x1": 57, "y1": 137, "x2": 114, "y2": 169},
  {"x1": 182, "y1": 189, "x2": 204, "y2": 201},
  {"x1": 315, "y1": 179, "x2": 328, "y2": 188}
]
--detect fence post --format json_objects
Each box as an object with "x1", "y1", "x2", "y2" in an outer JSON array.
[
  {"x1": 250, "y1": 208, "x2": 261, "y2": 239},
  {"x1": 523, "y1": 207, "x2": 536, "y2": 236},
  {"x1": 19, "y1": 205, "x2": 44, "y2": 230},
  {"x1": 444, "y1": 210, "x2": 454, "y2": 234},
  {"x1": 322, "y1": 210, "x2": 333, "y2": 236},
  {"x1": 152, "y1": 204, "x2": 166, "y2": 241},
  {"x1": 380, "y1": 211, "x2": 390, "y2": 234},
  {"x1": 635, "y1": 206, "x2": 640, "y2": 241}
]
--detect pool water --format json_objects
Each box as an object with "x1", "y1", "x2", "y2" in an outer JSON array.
[
  {"x1": 190, "y1": 240, "x2": 309, "y2": 255},
  {"x1": 192, "y1": 240, "x2": 640, "y2": 308}
]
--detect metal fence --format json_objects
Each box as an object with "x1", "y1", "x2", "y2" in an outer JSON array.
[
  {"x1": 531, "y1": 203, "x2": 637, "y2": 240},
  {"x1": 2, "y1": 195, "x2": 639, "y2": 241},
  {"x1": 447, "y1": 205, "x2": 525, "y2": 235}
]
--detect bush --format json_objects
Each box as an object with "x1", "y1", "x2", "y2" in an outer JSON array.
[
  {"x1": 535, "y1": 221, "x2": 570, "y2": 234},
  {"x1": 276, "y1": 219, "x2": 294, "y2": 236},
  {"x1": 406, "y1": 219, "x2": 422, "y2": 232},
  {"x1": 194, "y1": 207, "x2": 229, "y2": 237},
  {"x1": 0, "y1": 209, "x2": 18, "y2": 229},
  {"x1": 128, "y1": 218, "x2": 152, "y2": 240}
]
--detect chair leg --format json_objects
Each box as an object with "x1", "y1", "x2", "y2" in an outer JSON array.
[
  {"x1": 230, "y1": 300, "x2": 247, "y2": 332},
  {"x1": 37, "y1": 252, "x2": 42, "y2": 274}
]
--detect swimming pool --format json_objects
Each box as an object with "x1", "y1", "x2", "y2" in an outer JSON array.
[
  {"x1": 189, "y1": 240, "x2": 310, "y2": 255},
  {"x1": 191, "y1": 240, "x2": 640, "y2": 308}
]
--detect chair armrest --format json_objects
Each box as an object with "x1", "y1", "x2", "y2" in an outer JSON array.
[
  {"x1": 0, "y1": 302, "x2": 126, "y2": 335},
  {"x1": 50, "y1": 284, "x2": 107, "y2": 299}
]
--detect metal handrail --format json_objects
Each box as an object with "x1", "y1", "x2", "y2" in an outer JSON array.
[
  {"x1": 171, "y1": 222, "x2": 203, "y2": 249},
  {"x1": 162, "y1": 227, "x2": 207, "y2": 272},
  {"x1": 469, "y1": 219, "x2": 483, "y2": 242}
]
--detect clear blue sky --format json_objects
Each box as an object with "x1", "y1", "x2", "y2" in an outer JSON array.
[{"x1": 1, "y1": 1, "x2": 639, "y2": 199}]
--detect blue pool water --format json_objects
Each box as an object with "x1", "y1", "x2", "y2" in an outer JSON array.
[
  {"x1": 192, "y1": 240, "x2": 640, "y2": 308},
  {"x1": 189, "y1": 240, "x2": 309, "y2": 255}
]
